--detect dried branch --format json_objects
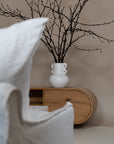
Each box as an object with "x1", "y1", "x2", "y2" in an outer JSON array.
[
  {"x1": 73, "y1": 44, "x2": 102, "y2": 53},
  {"x1": 24, "y1": 0, "x2": 34, "y2": 18},
  {"x1": 0, "y1": 3, "x2": 28, "y2": 20},
  {"x1": 78, "y1": 20, "x2": 114, "y2": 27},
  {"x1": 0, "y1": 0, "x2": 114, "y2": 63},
  {"x1": 76, "y1": 28, "x2": 114, "y2": 43}
]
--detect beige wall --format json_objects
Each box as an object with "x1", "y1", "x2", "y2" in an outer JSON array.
[{"x1": 1, "y1": 0, "x2": 114, "y2": 126}]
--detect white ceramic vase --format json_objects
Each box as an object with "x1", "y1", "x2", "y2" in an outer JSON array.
[{"x1": 49, "y1": 63, "x2": 69, "y2": 88}]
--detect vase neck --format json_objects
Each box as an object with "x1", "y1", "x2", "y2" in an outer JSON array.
[{"x1": 51, "y1": 63, "x2": 67, "y2": 74}]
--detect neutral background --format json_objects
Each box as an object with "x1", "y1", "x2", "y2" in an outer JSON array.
[{"x1": 0, "y1": 0, "x2": 114, "y2": 126}]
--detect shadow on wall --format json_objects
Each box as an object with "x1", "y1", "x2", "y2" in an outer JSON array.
[{"x1": 67, "y1": 45, "x2": 114, "y2": 126}]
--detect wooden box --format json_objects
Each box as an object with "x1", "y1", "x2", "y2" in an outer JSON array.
[{"x1": 29, "y1": 87, "x2": 97, "y2": 124}]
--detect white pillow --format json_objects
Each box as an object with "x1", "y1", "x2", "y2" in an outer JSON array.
[{"x1": 0, "y1": 18, "x2": 48, "y2": 114}]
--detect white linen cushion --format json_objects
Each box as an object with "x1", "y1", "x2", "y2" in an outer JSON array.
[
  {"x1": 0, "y1": 18, "x2": 48, "y2": 115},
  {"x1": 0, "y1": 82, "x2": 74, "y2": 144}
]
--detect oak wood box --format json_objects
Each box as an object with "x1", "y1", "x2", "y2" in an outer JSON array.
[{"x1": 29, "y1": 87, "x2": 97, "y2": 124}]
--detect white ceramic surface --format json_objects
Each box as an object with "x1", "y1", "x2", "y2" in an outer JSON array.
[{"x1": 49, "y1": 63, "x2": 69, "y2": 88}]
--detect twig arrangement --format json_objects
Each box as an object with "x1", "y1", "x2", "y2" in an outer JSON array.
[{"x1": 0, "y1": 0, "x2": 114, "y2": 63}]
